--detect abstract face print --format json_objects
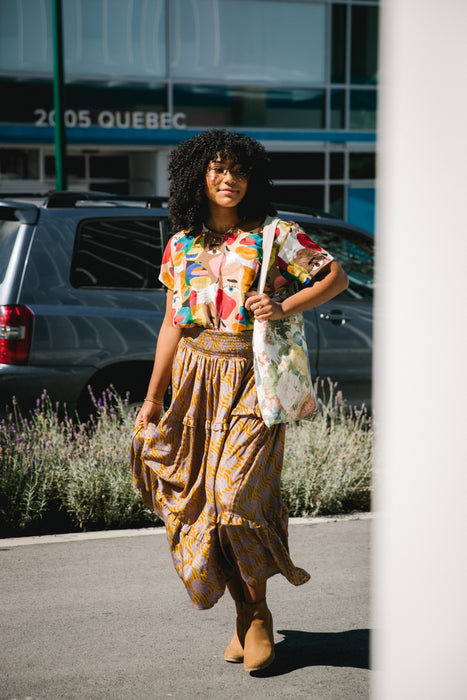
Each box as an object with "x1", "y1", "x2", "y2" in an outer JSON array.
[{"x1": 159, "y1": 221, "x2": 334, "y2": 332}]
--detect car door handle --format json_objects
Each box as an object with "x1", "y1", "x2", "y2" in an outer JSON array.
[{"x1": 320, "y1": 311, "x2": 352, "y2": 325}]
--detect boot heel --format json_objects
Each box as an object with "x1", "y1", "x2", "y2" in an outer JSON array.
[{"x1": 224, "y1": 601, "x2": 245, "y2": 663}]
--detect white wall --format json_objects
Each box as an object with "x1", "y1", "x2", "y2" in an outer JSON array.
[{"x1": 372, "y1": 1, "x2": 467, "y2": 698}]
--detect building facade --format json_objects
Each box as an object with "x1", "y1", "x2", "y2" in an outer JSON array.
[{"x1": 0, "y1": 0, "x2": 378, "y2": 232}]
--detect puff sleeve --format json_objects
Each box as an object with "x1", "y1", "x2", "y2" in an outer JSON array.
[{"x1": 273, "y1": 220, "x2": 334, "y2": 287}]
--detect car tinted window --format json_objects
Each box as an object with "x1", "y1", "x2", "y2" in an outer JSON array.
[
  {"x1": 71, "y1": 217, "x2": 164, "y2": 290},
  {"x1": 0, "y1": 220, "x2": 21, "y2": 284},
  {"x1": 301, "y1": 223, "x2": 374, "y2": 300}
]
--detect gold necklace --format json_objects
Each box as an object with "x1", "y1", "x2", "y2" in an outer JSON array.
[
  {"x1": 204, "y1": 230, "x2": 226, "y2": 248},
  {"x1": 205, "y1": 220, "x2": 241, "y2": 235}
]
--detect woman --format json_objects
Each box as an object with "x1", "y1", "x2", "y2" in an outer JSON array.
[{"x1": 131, "y1": 129, "x2": 348, "y2": 672}]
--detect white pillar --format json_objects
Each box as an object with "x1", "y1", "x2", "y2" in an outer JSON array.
[{"x1": 373, "y1": 2, "x2": 467, "y2": 699}]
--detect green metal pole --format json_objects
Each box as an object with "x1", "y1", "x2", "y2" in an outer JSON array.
[{"x1": 52, "y1": 0, "x2": 67, "y2": 191}]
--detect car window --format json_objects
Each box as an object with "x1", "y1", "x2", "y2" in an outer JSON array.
[
  {"x1": 301, "y1": 224, "x2": 374, "y2": 300},
  {"x1": 0, "y1": 220, "x2": 21, "y2": 284},
  {"x1": 71, "y1": 217, "x2": 164, "y2": 290}
]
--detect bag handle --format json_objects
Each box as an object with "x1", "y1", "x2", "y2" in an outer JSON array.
[{"x1": 258, "y1": 216, "x2": 280, "y2": 295}]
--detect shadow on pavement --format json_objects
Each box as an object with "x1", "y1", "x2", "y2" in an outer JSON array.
[{"x1": 251, "y1": 628, "x2": 370, "y2": 677}]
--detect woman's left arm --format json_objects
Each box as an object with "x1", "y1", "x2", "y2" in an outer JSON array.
[{"x1": 245, "y1": 261, "x2": 348, "y2": 321}]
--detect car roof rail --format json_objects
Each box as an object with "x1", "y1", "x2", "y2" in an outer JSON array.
[
  {"x1": 43, "y1": 191, "x2": 169, "y2": 209},
  {"x1": 274, "y1": 202, "x2": 338, "y2": 219}
]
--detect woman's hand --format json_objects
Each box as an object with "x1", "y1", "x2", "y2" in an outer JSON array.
[
  {"x1": 246, "y1": 262, "x2": 349, "y2": 321},
  {"x1": 133, "y1": 400, "x2": 163, "y2": 430},
  {"x1": 133, "y1": 290, "x2": 181, "y2": 432},
  {"x1": 245, "y1": 292, "x2": 284, "y2": 321}
]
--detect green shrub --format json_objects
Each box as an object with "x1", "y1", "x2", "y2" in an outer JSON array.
[
  {"x1": 0, "y1": 381, "x2": 372, "y2": 537},
  {"x1": 0, "y1": 390, "x2": 158, "y2": 537},
  {"x1": 281, "y1": 380, "x2": 372, "y2": 516}
]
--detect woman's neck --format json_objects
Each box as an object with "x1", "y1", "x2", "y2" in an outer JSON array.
[{"x1": 205, "y1": 207, "x2": 241, "y2": 235}]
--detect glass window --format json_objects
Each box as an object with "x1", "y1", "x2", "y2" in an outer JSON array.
[
  {"x1": 65, "y1": 81, "x2": 167, "y2": 114},
  {"x1": 349, "y1": 153, "x2": 376, "y2": 180},
  {"x1": 0, "y1": 0, "x2": 166, "y2": 78},
  {"x1": 71, "y1": 217, "x2": 163, "y2": 289},
  {"x1": 174, "y1": 85, "x2": 324, "y2": 129},
  {"x1": 89, "y1": 156, "x2": 129, "y2": 179},
  {"x1": 350, "y1": 90, "x2": 377, "y2": 130},
  {"x1": 329, "y1": 185, "x2": 344, "y2": 219},
  {"x1": 0, "y1": 149, "x2": 39, "y2": 180},
  {"x1": 45, "y1": 155, "x2": 85, "y2": 178},
  {"x1": 330, "y1": 153, "x2": 345, "y2": 180},
  {"x1": 272, "y1": 185, "x2": 325, "y2": 212},
  {"x1": 0, "y1": 221, "x2": 21, "y2": 285},
  {"x1": 65, "y1": 0, "x2": 166, "y2": 78},
  {"x1": 351, "y1": 5, "x2": 379, "y2": 85},
  {"x1": 171, "y1": 0, "x2": 326, "y2": 83},
  {"x1": 270, "y1": 153, "x2": 325, "y2": 180},
  {"x1": 330, "y1": 89, "x2": 346, "y2": 129},
  {"x1": 0, "y1": 0, "x2": 52, "y2": 73},
  {"x1": 0, "y1": 79, "x2": 166, "y2": 128},
  {"x1": 331, "y1": 4, "x2": 347, "y2": 83}
]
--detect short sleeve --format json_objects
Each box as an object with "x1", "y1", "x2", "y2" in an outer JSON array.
[
  {"x1": 274, "y1": 220, "x2": 334, "y2": 287},
  {"x1": 158, "y1": 237, "x2": 174, "y2": 291}
]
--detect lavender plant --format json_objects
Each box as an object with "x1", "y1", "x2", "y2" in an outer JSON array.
[
  {"x1": 0, "y1": 381, "x2": 372, "y2": 537},
  {"x1": 0, "y1": 389, "x2": 158, "y2": 536},
  {"x1": 281, "y1": 380, "x2": 372, "y2": 516}
]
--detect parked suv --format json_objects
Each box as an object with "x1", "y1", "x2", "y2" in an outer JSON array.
[{"x1": 0, "y1": 193, "x2": 373, "y2": 417}]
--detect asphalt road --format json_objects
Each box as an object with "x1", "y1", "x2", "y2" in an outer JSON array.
[{"x1": 0, "y1": 516, "x2": 371, "y2": 700}]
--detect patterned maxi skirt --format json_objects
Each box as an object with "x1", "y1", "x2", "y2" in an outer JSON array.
[{"x1": 131, "y1": 327, "x2": 310, "y2": 610}]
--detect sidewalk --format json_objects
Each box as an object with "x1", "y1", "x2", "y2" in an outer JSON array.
[{"x1": 0, "y1": 516, "x2": 371, "y2": 700}]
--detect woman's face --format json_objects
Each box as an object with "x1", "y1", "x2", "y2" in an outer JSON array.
[{"x1": 204, "y1": 156, "x2": 248, "y2": 210}]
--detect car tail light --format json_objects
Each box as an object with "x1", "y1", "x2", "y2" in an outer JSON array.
[{"x1": 0, "y1": 305, "x2": 34, "y2": 364}]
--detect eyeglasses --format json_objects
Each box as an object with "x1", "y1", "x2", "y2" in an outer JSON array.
[{"x1": 206, "y1": 164, "x2": 248, "y2": 181}]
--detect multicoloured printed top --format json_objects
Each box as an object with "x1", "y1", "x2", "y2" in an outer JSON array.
[{"x1": 159, "y1": 219, "x2": 333, "y2": 332}]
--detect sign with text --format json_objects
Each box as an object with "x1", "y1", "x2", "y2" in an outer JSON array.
[{"x1": 33, "y1": 109, "x2": 187, "y2": 130}]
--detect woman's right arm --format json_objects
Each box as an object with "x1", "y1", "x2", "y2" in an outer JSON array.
[{"x1": 134, "y1": 290, "x2": 182, "y2": 429}]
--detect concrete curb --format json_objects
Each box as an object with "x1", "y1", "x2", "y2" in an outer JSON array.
[{"x1": 0, "y1": 512, "x2": 374, "y2": 548}]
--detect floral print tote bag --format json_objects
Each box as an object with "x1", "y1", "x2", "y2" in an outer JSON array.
[{"x1": 253, "y1": 218, "x2": 317, "y2": 427}]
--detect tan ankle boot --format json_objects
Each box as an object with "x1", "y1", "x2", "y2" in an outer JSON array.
[
  {"x1": 224, "y1": 600, "x2": 245, "y2": 663},
  {"x1": 243, "y1": 599, "x2": 275, "y2": 672}
]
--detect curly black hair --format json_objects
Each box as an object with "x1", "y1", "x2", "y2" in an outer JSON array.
[{"x1": 168, "y1": 129, "x2": 276, "y2": 232}]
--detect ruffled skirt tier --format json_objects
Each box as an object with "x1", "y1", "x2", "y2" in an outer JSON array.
[{"x1": 131, "y1": 327, "x2": 310, "y2": 609}]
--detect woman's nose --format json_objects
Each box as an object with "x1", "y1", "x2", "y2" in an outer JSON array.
[{"x1": 224, "y1": 169, "x2": 241, "y2": 184}]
